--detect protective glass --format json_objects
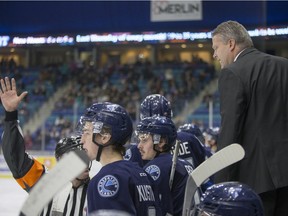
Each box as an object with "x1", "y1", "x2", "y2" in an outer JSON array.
[
  {"x1": 76, "y1": 116, "x2": 104, "y2": 135},
  {"x1": 135, "y1": 131, "x2": 161, "y2": 144}
]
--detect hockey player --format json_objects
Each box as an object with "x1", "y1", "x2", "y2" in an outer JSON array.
[
  {"x1": 179, "y1": 123, "x2": 205, "y2": 144},
  {"x1": 78, "y1": 102, "x2": 162, "y2": 215},
  {"x1": 0, "y1": 77, "x2": 101, "y2": 215},
  {"x1": 194, "y1": 182, "x2": 264, "y2": 216},
  {"x1": 139, "y1": 94, "x2": 173, "y2": 120},
  {"x1": 177, "y1": 125, "x2": 206, "y2": 168},
  {"x1": 129, "y1": 94, "x2": 206, "y2": 168},
  {"x1": 136, "y1": 116, "x2": 201, "y2": 216},
  {"x1": 203, "y1": 127, "x2": 219, "y2": 153},
  {"x1": 177, "y1": 124, "x2": 214, "y2": 191},
  {"x1": 124, "y1": 94, "x2": 173, "y2": 167},
  {"x1": 177, "y1": 123, "x2": 212, "y2": 166}
]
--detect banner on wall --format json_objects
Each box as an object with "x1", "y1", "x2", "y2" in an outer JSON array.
[{"x1": 151, "y1": 0, "x2": 202, "y2": 22}]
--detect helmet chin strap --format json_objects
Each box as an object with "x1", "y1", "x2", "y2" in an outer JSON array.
[
  {"x1": 88, "y1": 161, "x2": 92, "y2": 171},
  {"x1": 153, "y1": 146, "x2": 161, "y2": 158},
  {"x1": 96, "y1": 146, "x2": 103, "y2": 162},
  {"x1": 153, "y1": 143, "x2": 170, "y2": 158},
  {"x1": 75, "y1": 176, "x2": 90, "y2": 186},
  {"x1": 155, "y1": 151, "x2": 161, "y2": 158},
  {"x1": 152, "y1": 136, "x2": 170, "y2": 157},
  {"x1": 92, "y1": 133, "x2": 112, "y2": 162}
]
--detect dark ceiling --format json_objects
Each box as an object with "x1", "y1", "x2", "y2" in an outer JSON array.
[{"x1": 0, "y1": 1, "x2": 287, "y2": 36}]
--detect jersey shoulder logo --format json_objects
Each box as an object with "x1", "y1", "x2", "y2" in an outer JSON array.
[
  {"x1": 145, "y1": 164, "x2": 161, "y2": 181},
  {"x1": 124, "y1": 148, "x2": 132, "y2": 160},
  {"x1": 97, "y1": 175, "x2": 119, "y2": 197}
]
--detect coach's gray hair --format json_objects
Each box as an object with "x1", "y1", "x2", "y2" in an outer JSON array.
[{"x1": 212, "y1": 20, "x2": 253, "y2": 49}]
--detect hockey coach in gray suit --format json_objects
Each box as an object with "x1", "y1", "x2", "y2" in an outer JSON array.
[{"x1": 211, "y1": 20, "x2": 288, "y2": 216}]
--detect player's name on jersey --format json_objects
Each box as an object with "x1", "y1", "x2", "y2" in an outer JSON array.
[{"x1": 137, "y1": 185, "x2": 156, "y2": 202}]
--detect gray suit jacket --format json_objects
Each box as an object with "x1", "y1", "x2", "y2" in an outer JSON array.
[{"x1": 215, "y1": 47, "x2": 288, "y2": 194}]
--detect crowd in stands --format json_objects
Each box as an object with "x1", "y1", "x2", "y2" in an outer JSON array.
[
  {"x1": 0, "y1": 57, "x2": 17, "y2": 72},
  {"x1": 0, "y1": 56, "x2": 218, "y2": 151}
]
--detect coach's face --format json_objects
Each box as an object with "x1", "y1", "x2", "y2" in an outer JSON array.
[{"x1": 212, "y1": 34, "x2": 235, "y2": 69}]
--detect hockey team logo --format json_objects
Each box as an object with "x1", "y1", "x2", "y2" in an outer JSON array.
[
  {"x1": 123, "y1": 148, "x2": 132, "y2": 160},
  {"x1": 145, "y1": 165, "x2": 161, "y2": 181},
  {"x1": 98, "y1": 175, "x2": 119, "y2": 197}
]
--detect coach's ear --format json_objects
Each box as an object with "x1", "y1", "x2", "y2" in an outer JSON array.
[{"x1": 228, "y1": 38, "x2": 236, "y2": 51}]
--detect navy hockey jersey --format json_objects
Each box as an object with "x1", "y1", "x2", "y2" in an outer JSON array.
[
  {"x1": 124, "y1": 144, "x2": 148, "y2": 167},
  {"x1": 143, "y1": 153, "x2": 200, "y2": 216},
  {"x1": 176, "y1": 131, "x2": 214, "y2": 191},
  {"x1": 87, "y1": 160, "x2": 161, "y2": 216},
  {"x1": 176, "y1": 131, "x2": 207, "y2": 168}
]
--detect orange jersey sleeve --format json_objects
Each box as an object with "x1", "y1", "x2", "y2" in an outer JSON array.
[{"x1": 16, "y1": 159, "x2": 46, "y2": 191}]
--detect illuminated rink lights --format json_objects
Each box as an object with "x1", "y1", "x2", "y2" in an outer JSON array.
[
  {"x1": 248, "y1": 27, "x2": 288, "y2": 37},
  {"x1": 0, "y1": 26, "x2": 288, "y2": 47},
  {"x1": 12, "y1": 35, "x2": 74, "y2": 45},
  {"x1": 0, "y1": 36, "x2": 10, "y2": 46}
]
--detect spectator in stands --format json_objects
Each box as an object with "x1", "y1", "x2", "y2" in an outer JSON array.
[
  {"x1": 55, "y1": 114, "x2": 66, "y2": 129},
  {"x1": 33, "y1": 60, "x2": 216, "y2": 150},
  {"x1": 33, "y1": 81, "x2": 47, "y2": 96},
  {"x1": 212, "y1": 20, "x2": 288, "y2": 215},
  {"x1": 18, "y1": 100, "x2": 30, "y2": 122},
  {"x1": 8, "y1": 57, "x2": 17, "y2": 71},
  {"x1": 23, "y1": 130, "x2": 33, "y2": 150}
]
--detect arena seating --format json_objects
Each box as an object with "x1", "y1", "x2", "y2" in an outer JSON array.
[{"x1": 0, "y1": 60, "x2": 219, "y2": 151}]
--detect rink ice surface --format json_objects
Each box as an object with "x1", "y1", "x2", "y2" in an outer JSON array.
[
  {"x1": 0, "y1": 178, "x2": 28, "y2": 216},
  {"x1": 0, "y1": 161, "x2": 102, "y2": 215}
]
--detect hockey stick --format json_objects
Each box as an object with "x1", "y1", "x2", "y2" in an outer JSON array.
[
  {"x1": 169, "y1": 140, "x2": 180, "y2": 189},
  {"x1": 19, "y1": 149, "x2": 90, "y2": 216},
  {"x1": 182, "y1": 143, "x2": 245, "y2": 216}
]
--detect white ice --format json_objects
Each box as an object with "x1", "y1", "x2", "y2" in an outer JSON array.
[
  {"x1": 0, "y1": 178, "x2": 28, "y2": 216},
  {"x1": 0, "y1": 160, "x2": 102, "y2": 216}
]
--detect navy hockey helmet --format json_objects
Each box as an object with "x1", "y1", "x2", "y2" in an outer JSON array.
[
  {"x1": 140, "y1": 94, "x2": 173, "y2": 120},
  {"x1": 194, "y1": 182, "x2": 264, "y2": 216},
  {"x1": 204, "y1": 127, "x2": 219, "y2": 142},
  {"x1": 136, "y1": 116, "x2": 177, "y2": 149},
  {"x1": 78, "y1": 102, "x2": 133, "y2": 146},
  {"x1": 55, "y1": 136, "x2": 83, "y2": 160},
  {"x1": 178, "y1": 123, "x2": 205, "y2": 144}
]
